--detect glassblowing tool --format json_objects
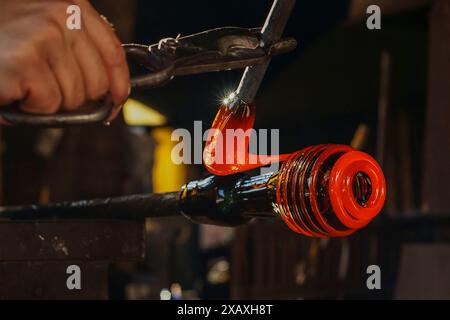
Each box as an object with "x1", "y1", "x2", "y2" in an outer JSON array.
[{"x1": 204, "y1": 0, "x2": 296, "y2": 175}]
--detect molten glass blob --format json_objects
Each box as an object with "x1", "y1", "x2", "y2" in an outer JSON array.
[
  {"x1": 204, "y1": 98, "x2": 290, "y2": 176},
  {"x1": 274, "y1": 144, "x2": 386, "y2": 237}
]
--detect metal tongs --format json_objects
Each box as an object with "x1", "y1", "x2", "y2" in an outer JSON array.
[
  {"x1": 0, "y1": 1, "x2": 296, "y2": 126},
  {"x1": 126, "y1": 27, "x2": 296, "y2": 89}
]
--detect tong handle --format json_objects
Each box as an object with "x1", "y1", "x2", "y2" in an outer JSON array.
[{"x1": 0, "y1": 94, "x2": 114, "y2": 126}]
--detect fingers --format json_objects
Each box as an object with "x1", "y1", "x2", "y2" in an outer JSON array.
[
  {"x1": 0, "y1": 71, "x2": 23, "y2": 106},
  {"x1": 43, "y1": 1, "x2": 111, "y2": 113},
  {"x1": 45, "y1": 25, "x2": 86, "y2": 111},
  {"x1": 0, "y1": 43, "x2": 62, "y2": 114},
  {"x1": 19, "y1": 59, "x2": 62, "y2": 114},
  {"x1": 73, "y1": 0, "x2": 130, "y2": 120},
  {"x1": 63, "y1": 26, "x2": 109, "y2": 109}
]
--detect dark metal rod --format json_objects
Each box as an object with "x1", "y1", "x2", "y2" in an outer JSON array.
[
  {"x1": 0, "y1": 171, "x2": 276, "y2": 225},
  {"x1": 0, "y1": 192, "x2": 181, "y2": 220},
  {"x1": 236, "y1": 0, "x2": 296, "y2": 103}
]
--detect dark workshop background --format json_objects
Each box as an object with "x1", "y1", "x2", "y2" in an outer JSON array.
[{"x1": 1, "y1": 0, "x2": 449, "y2": 299}]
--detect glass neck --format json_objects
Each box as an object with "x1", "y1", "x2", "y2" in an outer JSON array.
[{"x1": 179, "y1": 171, "x2": 279, "y2": 227}]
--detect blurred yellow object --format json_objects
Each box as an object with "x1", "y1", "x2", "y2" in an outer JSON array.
[
  {"x1": 151, "y1": 127, "x2": 187, "y2": 193},
  {"x1": 39, "y1": 185, "x2": 51, "y2": 204},
  {"x1": 123, "y1": 99, "x2": 185, "y2": 193},
  {"x1": 123, "y1": 98, "x2": 167, "y2": 126}
]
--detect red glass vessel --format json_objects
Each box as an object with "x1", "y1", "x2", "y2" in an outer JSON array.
[{"x1": 197, "y1": 96, "x2": 386, "y2": 237}]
